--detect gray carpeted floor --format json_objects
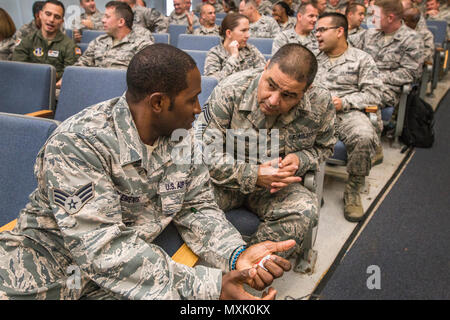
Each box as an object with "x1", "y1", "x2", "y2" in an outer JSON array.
[{"x1": 317, "y1": 90, "x2": 450, "y2": 299}]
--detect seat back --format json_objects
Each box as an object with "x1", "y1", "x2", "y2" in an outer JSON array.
[
  {"x1": 199, "y1": 76, "x2": 218, "y2": 109},
  {"x1": 168, "y1": 24, "x2": 187, "y2": 47},
  {"x1": 215, "y1": 12, "x2": 226, "y2": 19},
  {"x1": 153, "y1": 32, "x2": 169, "y2": 44},
  {"x1": 247, "y1": 37, "x2": 274, "y2": 55},
  {"x1": 0, "y1": 113, "x2": 58, "y2": 226},
  {"x1": 426, "y1": 20, "x2": 447, "y2": 47},
  {"x1": 78, "y1": 42, "x2": 89, "y2": 53},
  {"x1": 0, "y1": 61, "x2": 56, "y2": 114},
  {"x1": 185, "y1": 49, "x2": 208, "y2": 75},
  {"x1": 177, "y1": 34, "x2": 221, "y2": 50},
  {"x1": 55, "y1": 66, "x2": 127, "y2": 122},
  {"x1": 81, "y1": 30, "x2": 106, "y2": 43}
]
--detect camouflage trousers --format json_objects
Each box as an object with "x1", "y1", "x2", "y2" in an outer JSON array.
[
  {"x1": 0, "y1": 232, "x2": 116, "y2": 300},
  {"x1": 337, "y1": 110, "x2": 381, "y2": 177},
  {"x1": 212, "y1": 182, "x2": 318, "y2": 259}
]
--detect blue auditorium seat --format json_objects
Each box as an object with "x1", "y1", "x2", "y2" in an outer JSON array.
[
  {"x1": 78, "y1": 42, "x2": 89, "y2": 53},
  {"x1": 153, "y1": 32, "x2": 169, "y2": 44},
  {"x1": 81, "y1": 30, "x2": 105, "y2": 43},
  {"x1": 0, "y1": 61, "x2": 56, "y2": 114},
  {"x1": 185, "y1": 49, "x2": 208, "y2": 75},
  {"x1": 177, "y1": 34, "x2": 221, "y2": 51},
  {"x1": 168, "y1": 24, "x2": 187, "y2": 47},
  {"x1": 199, "y1": 76, "x2": 219, "y2": 109},
  {"x1": 0, "y1": 113, "x2": 59, "y2": 227},
  {"x1": 247, "y1": 37, "x2": 274, "y2": 55}
]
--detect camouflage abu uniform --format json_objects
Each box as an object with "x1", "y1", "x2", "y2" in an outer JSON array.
[
  {"x1": 204, "y1": 43, "x2": 266, "y2": 81},
  {"x1": 71, "y1": 10, "x2": 104, "y2": 31},
  {"x1": 0, "y1": 38, "x2": 16, "y2": 61},
  {"x1": 0, "y1": 94, "x2": 246, "y2": 300},
  {"x1": 272, "y1": 29, "x2": 319, "y2": 55},
  {"x1": 354, "y1": 22, "x2": 424, "y2": 107},
  {"x1": 258, "y1": 0, "x2": 274, "y2": 16},
  {"x1": 74, "y1": 27, "x2": 154, "y2": 69},
  {"x1": 196, "y1": 68, "x2": 336, "y2": 258},
  {"x1": 347, "y1": 26, "x2": 366, "y2": 49},
  {"x1": 168, "y1": 11, "x2": 200, "y2": 26},
  {"x1": 277, "y1": 16, "x2": 297, "y2": 31},
  {"x1": 189, "y1": 25, "x2": 220, "y2": 36},
  {"x1": 132, "y1": 5, "x2": 169, "y2": 33},
  {"x1": 249, "y1": 15, "x2": 281, "y2": 38},
  {"x1": 195, "y1": 1, "x2": 225, "y2": 14},
  {"x1": 315, "y1": 46, "x2": 384, "y2": 177}
]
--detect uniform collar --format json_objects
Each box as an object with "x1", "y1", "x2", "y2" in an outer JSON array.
[
  {"x1": 112, "y1": 94, "x2": 174, "y2": 174},
  {"x1": 36, "y1": 29, "x2": 65, "y2": 42}
]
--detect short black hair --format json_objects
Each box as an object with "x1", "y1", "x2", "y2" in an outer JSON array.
[
  {"x1": 274, "y1": 1, "x2": 295, "y2": 17},
  {"x1": 318, "y1": 11, "x2": 348, "y2": 39},
  {"x1": 268, "y1": 43, "x2": 318, "y2": 87},
  {"x1": 44, "y1": 0, "x2": 65, "y2": 17},
  {"x1": 126, "y1": 44, "x2": 197, "y2": 104},
  {"x1": 105, "y1": 1, "x2": 134, "y2": 30},
  {"x1": 33, "y1": 1, "x2": 46, "y2": 17}
]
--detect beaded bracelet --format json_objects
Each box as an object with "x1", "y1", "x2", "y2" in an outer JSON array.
[{"x1": 229, "y1": 245, "x2": 247, "y2": 271}]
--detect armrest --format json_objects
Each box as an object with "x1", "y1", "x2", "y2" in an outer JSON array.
[
  {"x1": 26, "y1": 109, "x2": 54, "y2": 118},
  {"x1": 303, "y1": 171, "x2": 317, "y2": 192}
]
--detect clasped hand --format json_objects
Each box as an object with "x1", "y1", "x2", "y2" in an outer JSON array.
[{"x1": 256, "y1": 154, "x2": 302, "y2": 193}]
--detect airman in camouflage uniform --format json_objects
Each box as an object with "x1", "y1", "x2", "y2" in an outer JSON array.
[
  {"x1": 272, "y1": 2, "x2": 319, "y2": 55},
  {"x1": 249, "y1": 13, "x2": 281, "y2": 37},
  {"x1": 74, "y1": 26, "x2": 154, "y2": 69},
  {"x1": 258, "y1": 0, "x2": 275, "y2": 16},
  {"x1": 403, "y1": 7, "x2": 435, "y2": 63},
  {"x1": 188, "y1": 3, "x2": 220, "y2": 35},
  {"x1": 204, "y1": 42, "x2": 266, "y2": 81},
  {"x1": 71, "y1": 11, "x2": 104, "y2": 32},
  {"x1": 354, "y1": 20, "x2": 424, "y2": 107},
  {"x1": 0, "y1": 44, "x2": 293, "y2": 300},
  {"x1": 169, "y1": 10, "x2": 200, "y2": 26},
  {"x1": 196, "y1": 44, "x2": 336, "y2": 261},
  {"x1": 130, "y1": 2, "x2": 169, "y2": 33},
  {"x1": 195, "y1": 0, "x2": 225, "y2": 14},
  {"x1": 315, "y1": 12, "x2": 384, "y2": 221}
]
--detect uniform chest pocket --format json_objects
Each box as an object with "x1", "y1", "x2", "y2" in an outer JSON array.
[
  {"x1": 159, "y1": 190, "x2": 185, "y2": 216},
  {"x1": 285, "y1": 131, "x2": 316, "y2": 153}
]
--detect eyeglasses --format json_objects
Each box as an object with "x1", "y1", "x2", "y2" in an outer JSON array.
[{"x1": 314, "y1": 26, "x2": 340, "y2": 34}]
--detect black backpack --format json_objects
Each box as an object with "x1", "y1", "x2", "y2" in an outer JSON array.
[{"x1": 401, "y1": 88, "x2": 435, "y2": 148}]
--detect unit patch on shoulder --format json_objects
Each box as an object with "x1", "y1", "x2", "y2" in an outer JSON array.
[{"x1": 53, "y1": 182, "x2": 94, "y2": 215}]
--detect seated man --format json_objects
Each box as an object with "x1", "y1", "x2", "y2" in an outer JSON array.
[
  {"x1": 404, "y1": 6, "x2": 435, "y2": 64},
  {"x1": 187, "y1": 2, "x2": 220, "y2": 35},
  {"x1": 346, "y1": 1, "x2": 367, "y2": 48},
  {"x1": 75, "y1": 1, "x2": 154, "y2": 69},
  {"x1": 353, "y1": 0, "x2": 424, "y2": 111},
  {"x1": 169, "y1": 0, "x2": 200, "y2": 26},
  {"x1": 315, "y1": 12, "x2": 384, "y2": 222},
  {"x1": 14, "y1": 1, "x2": 45, "y2": 43},
  {"x1": 72, "y1": 0, "x2": 104, "y2": 43},
  {"x1": 0, "y1": 43, "x2": 294, "y2": 300},
  {"x1": 119, "y1": 0, "x2": 169, "y2": 33},
  {"x1": 272, "y1": 2, "x2": 319, "y2": 55},
  {"x1": 195, "y1": 0, "x2": 225, "y2": 14},
  {"x1": 425, "y1": 0, "x2": 450, "y2": 39},
  {"x1": 13, "y1": 0, "x2": 80, "y2": 83},
  {"x1": 196, "y1": 43, "x2": 336, "y2": 267},
  {"x1": 239, "y1": 0, "x2": 281, "y2": 38}
]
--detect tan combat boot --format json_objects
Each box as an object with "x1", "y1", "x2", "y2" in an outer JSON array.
[{"x1": 344, "y1": 175, "x2": 365, "y2": 222}]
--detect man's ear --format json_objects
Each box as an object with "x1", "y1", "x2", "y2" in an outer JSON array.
[{"x1": 148, "y1": 93, "x2": 170, "y2": 113}]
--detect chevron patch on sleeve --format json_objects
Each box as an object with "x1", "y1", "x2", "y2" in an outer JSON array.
[{"x1": 53, "y1": 182, "x2": 94, "y2": 215}]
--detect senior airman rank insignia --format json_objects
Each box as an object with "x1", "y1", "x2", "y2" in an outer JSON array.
[{"x1": 53, "y1": 182, "x2": 94, "y2": 215}]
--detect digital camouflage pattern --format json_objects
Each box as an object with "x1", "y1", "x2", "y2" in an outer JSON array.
[
  {"x1": 353, "y1": 22, "x2": 425, "y2": 107},
  {"x1": 71, "y1": 10, "x2": 104, "y2": 31},
  {"x1": 204, "y1": 43, "x2": 266, "y2": 81},
  {"x1": 168, "y1": 11, "x2": 200, "y2": 26},
  {"x1": 0, "y1": 95, "x2": 246, "y2": 300},
  {"x1": 190, "y1": 25, "x2": 220, "y2": 36},
  {"x1": 249, "y1": 15, "x2": 281, "y2": 38},
  {"x1": 277, "y1": 16, "x2": 297, "y2": 32},
  {"x1": 195, "y1": 68, "x2": 336, "y2": 257},
  {"x1": 132, "y1": 5, "x2": 169, "y2": 33},
  {"x1": 272, "y1": 28, "x2": 319, "y2": 55},
  {"x1": 258, "y1": 0, "x2": 274, "y2": 16},
  {"x1": 347, "y1": 26, "x2": 366, "y2": 49},
  {"x1": 74, "y1": 27, "x2": 154, "y2": 69},
  {"x1": 0, "y1": 38, "x2": 16, "y2": 60}
]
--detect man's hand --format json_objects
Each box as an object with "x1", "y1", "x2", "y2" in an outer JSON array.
[
  {"x1": 56, "y1": 78, "x2": 62, "y2": 89},
  {"x1": 81, "y1": 18, "x2": 93, "y2": 29},
  {"x1": 332, "y1": 96, "x2": 342, "y2": 112},
  {"x1": 220, "y1": 268, "x2": 277, "y2": 300},
  {"x1": 257, "y1": 157, "x2": 301, "y2": 193},
  {"x1": 235, "y1": 240, "x2": 296, "y2": 290},
  {"x1": 186, "y1": 11, "x2": 194, "y2": 33}
]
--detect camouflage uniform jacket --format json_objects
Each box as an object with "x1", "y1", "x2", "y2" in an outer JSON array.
[
  {"x1": 195, "y1": 1, "x2": 225, "y2": 14},
  {"x1": 12, "y1": 30, "x2": 80, "y2": 80},
  {"x1": 196, "y1": 68, "x2": 336, "y2": 193},
  {"x1": 14, "y1": 20, "x2": 39, "y2": 43},
  {"x1": 133, "y1": 5, "x2": 169, "y2": 33},
  {"x1": 75, "y1": 27, "x2": 154, "y2": 69},
  {"x1": 324, "y1": 0, "x2": 348, "y2": 13},
  {"x1": 1, "y1": 95, "x2": 245, "y2": 299},
  {"x1": 204, "y1": 43, "x2": 266, "y2": 81},
  {"x1": 315, "y1": 45, "x2": 384, "y2": 112},
  {"x1": 354, "y1": 22, "x2": 425, "y2": 102},
  {"x1": 189, "y1": 24, "x2": 220, "y2": 35},
  {"x1": 249, "y1": 15, "x2": 281, "y2": 38},
  {"x1": 347, "y1": 26, "x2": 366, "y2": 49},
  {"x1": 168, "y1": 11, "x2": 200, "y2": 26},
  {"x1": 0, "y1": 37, "x2": 16, "y2": 60},
  {"x1": 272, "y1": 28, "x2": 319, "y2": 55},
  {"x1": 71, "y1": 10, "x2": 104, "y2": 31},
  {"x1": 414, "y1": 23, "x2": 435, "y2": 63},
  {"x1": 277, "y1": 16, "x2": 297, "y2": 31},
  {"x1": 258, "y1": 0, "x2": 274, "y2": 16}
]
